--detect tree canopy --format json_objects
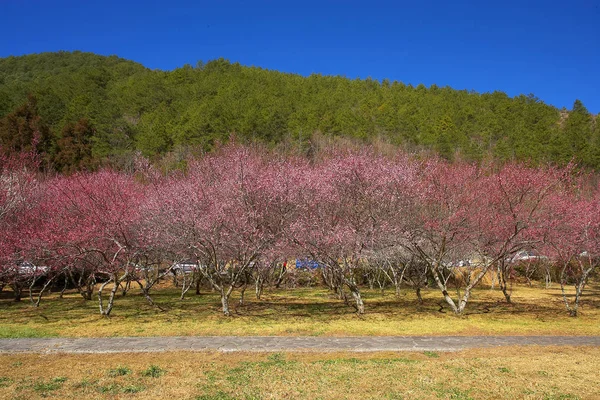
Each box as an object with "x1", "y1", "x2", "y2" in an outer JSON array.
[{"x1": 0, "y1": 51, "x2": 598, "y2": 170}]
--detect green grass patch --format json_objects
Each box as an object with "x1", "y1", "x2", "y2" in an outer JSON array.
[
  {"x1": 32, "y1": 376, "x2": 67, "y2": 393},
  {"x1": 196, "y1": 391, "x2": 237, "y2": 400},
  {"x1": 122, "y1": 384, "x2": 145, "y2": 393},
  {"x1": 107, "y1": 365, "x2": 131, "y2": 377},
  {"x1": 433, "y1": 385, "x2": 474, "y2": 400},
  {"x1": 0, "y1": 377, "x2": 12, "y2": 388},
  {"x1": 0, "y1": 325, "x2": 57, "y2": 338},
  {"x1": 142, "y1": 365, "x2": 166, "y2": 378}
]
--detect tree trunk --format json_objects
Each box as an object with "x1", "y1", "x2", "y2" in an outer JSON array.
[
  {"x1": 34, "y1": 277, "x2": 56, "y2": 307},
  {"x1": 82, "y1": 287, "x2": 93, "y2": 300},
  {"x1": 571, "y1": 278, "x2": 588, "y2": 317},
  {"x1": 345, "y1": 281, "x2": 364, "y2": 314},
  {"x1": 97, "y1": 280, "x2": 111, "y2": 315},
  {"x1": 121, "y1": 279, "x2": 131, "y2": 296},
  {"x1": 501, "y1": 285, "x2": 512, "y2": 304},
  {"x1": 195, "y1": 275, "x2": 202, "y2": 295},
  {"x1": 28, "y1": 277, "x2": 38, "y2": 304},
  {"x1": 59, "y1": 274, "x2": 68, "y2": 299},
  {"x1": 255, "y1": 276, "x2": 264, "y2": 300},
  {"x1": 561, "y1": 262, "x2": 594, "y2": 318},
  {"x1": 385, "y1": 266, "x2": 400, "y2": 297},
  {"x1": 545, "y1": 267, "x2": 552, "y2": 289},
  {"x1": 239, "y1": 283, "x2": 247, "y2": 306},
  {"x1": 430, "y1": 267, "x2": 459, "y2": 313},
  {"x1": 441, "y1": 289, "x2": 459, "y2": 313},
  {"x1": 141, "y1": 287, "x2": 164, "y2": 311},
  {"x1": 12, "y1": 284, "x2": 22, "y2": 302},
  {"x1": 457, "y1": 289, "x2": 472, "y2": 314},
  {"x1": 98, "y1": 273, "x2": 126, "y2": 317},
  {"x1": 367, "y1": 272, "x2": 375, "y2": 290},
  {"x1": 376, "y1": 269, "x2": 386, "y2": 295},
  {"x1": 104, "y1": 279, "x2": 120, "y2": 317},
  {"x1": 350, "y1": 287, "x2": 365, "y2": 314},
  {"x1": 321, "y1": 269, "x2": 334, "y2": 292},
  {"x1": 498, "y1": 264, "x2": 512, "y2": 304},
  {"x1": 220, "y1": 288, "x2": 231, "y2": 316},
  {"x1": 77, "y1": 273, "x2": 95, "y2": 301},
  {"x1": 336, "y1": 285, "x2": 346, "y2": 301},
  {"x1": 274, "y1": 265, "x2": 287, "y2": 289},
  {"x1": 179, "y1": 272, "x2": 194, "y2": 300}
]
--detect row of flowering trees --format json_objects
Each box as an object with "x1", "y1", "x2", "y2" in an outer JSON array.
[{"x1": 1, "y1": 145, "x2": 599, "y2": 316}]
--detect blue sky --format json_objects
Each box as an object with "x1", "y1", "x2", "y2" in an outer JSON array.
[{"x1": 1, "y1": 0, "x2": 599, "y2": 112}]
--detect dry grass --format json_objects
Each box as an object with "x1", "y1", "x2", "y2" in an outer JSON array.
[
  {"x1": 1, "y1": 282, "x2": 599, "y2": 338},
  {"x1": 0, "y1": 347, "x2": 598, "y2": 399}
]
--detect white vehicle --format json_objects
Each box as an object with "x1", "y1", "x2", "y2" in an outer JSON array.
[
  {"x1": 171, "y1": 261, "x2": 199, "y2": 274},
  {"x1": 509, "y1": 250, "x2": 548, "y2": 264},
  {"x1": 17, "y1": 261, "x2": 49, "y2": 276}
]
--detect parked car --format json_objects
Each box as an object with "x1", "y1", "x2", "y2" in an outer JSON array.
[
  {"x1": 171, "y1": 261, "x2": 199, "y2": 274},
  {"x1": 17, "y1": 261, "x2": 49, "y2": 276},
  {"x1": 508, "y1": 250, "x2": 548, "y2": 264}
]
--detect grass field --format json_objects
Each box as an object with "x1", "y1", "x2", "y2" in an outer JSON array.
[
  {"x1": 0, "y1": 347, "x2": 597, "y2": 399},
  {"x1": 1, "y1": 282, "x2": 599, "y2": 338}
]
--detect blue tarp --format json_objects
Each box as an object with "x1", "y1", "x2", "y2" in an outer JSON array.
[{"x1": 295, "y1": 259, "x2": 321, "y2": 269}]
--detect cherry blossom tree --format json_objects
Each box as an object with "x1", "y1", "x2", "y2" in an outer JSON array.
[
  {"x1": 367, "y1": 246, "x2": 427, "y2": 301},
  {"x1": 2, "y1": 143, "x2": 595, "y2": 319},
  {"x1": 0, "y1": 151, "x2": 43, "y2": 301},
  {"x1": 471, "y1": 162, "x2": 572, "y2": 303},
  {"x1": 41, "y1": 170, "x2": 145, "y2": 316},
  {"x1": 399, "y1": 159, "x2": 485, "y2": 314},
  {"x1": 542, "y1": 182, "x2": 600, "y2": 316},
  {"x1": 146, "y1": 145, "x2": 297, "y2": 315},
  {"x1": 289, "y1": 150, "x2": 407, "y2": 314},
  {"x1": 127, "y1": 157, "x2": 183, "y2": 307}
]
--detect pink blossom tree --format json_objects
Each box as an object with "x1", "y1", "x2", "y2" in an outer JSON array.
[
  {"x1": 41, "y1": 170, "x2": 145, "y2": 316},
  {"x1": 400, "y1": 159, "x2": 484, "y2": 314},
  {"x1": 289, "y1": 149, "x2": 407, "y2": 314},
  {"x1": 542, "y1": 182, "x2": 600, "y2": 316},
  {"x1": 0, "y1": 151, "x2": 44, "y2": 301},
  {"x1": 146, "y1": 145, "x2": 297, "y2": 315},
  {"x1": 471, "y1": 162, "x2": 571, "y2": 303}
]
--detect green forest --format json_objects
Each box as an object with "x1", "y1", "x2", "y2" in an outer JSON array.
[{"x1": 1, "y1": 51, "x2": 598, "y2": 171}]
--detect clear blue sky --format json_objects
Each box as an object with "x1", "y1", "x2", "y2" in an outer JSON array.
[{"x1": 1, "y1": 0, "x2": 599, "y2": 112}]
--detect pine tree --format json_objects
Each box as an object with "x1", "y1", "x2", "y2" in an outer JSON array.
[
  {"x1": 53, "y1": 118, "x2": 95, "y2": 173},
  {"x1": 0, "y1": 94, "x2": 53, "y2": 164},
  {"x1": 564, "y1": 100, "x2": 593, "y2": 164}
]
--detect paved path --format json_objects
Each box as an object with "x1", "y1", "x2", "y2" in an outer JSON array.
[{"x1": 0, "y1": 336, "x2": 599, "y2": 354}]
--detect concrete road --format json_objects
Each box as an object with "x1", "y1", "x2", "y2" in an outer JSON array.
[{"x1": 0, "y1": 335, "x2": 599, "y2": 354}]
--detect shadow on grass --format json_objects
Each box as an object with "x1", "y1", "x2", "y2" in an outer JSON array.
[{"x1": 0, "y1": 282, "x2": 599, "y2": 337}]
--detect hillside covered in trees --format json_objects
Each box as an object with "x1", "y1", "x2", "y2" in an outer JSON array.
[{"x1": 0, "y1": 51, "x2": 598, "y2": 171}]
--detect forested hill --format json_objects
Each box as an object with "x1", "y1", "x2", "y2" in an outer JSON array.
[{"x1": 1, "y1": 51, "x2": 598, "y2": 171}]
